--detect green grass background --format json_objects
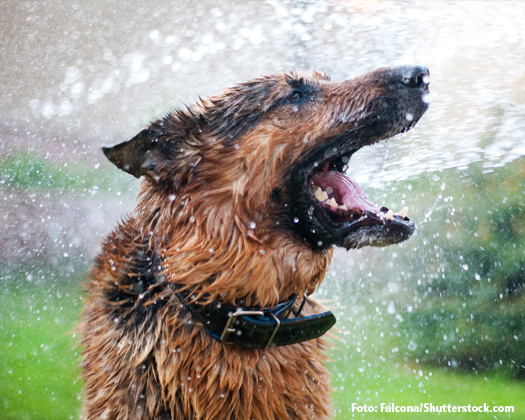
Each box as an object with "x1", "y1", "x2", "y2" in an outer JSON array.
[{"x1": 0, "y1": 280, "x2": 83, "y2": 420}]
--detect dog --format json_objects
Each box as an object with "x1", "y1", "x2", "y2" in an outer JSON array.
[{"x1": 81, "y1": 66, "x2": 429, "y2": 419}]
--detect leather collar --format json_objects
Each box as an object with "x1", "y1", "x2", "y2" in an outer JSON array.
[{"x1": 170, "y1": 283, "x2": 336, "y2": 350}]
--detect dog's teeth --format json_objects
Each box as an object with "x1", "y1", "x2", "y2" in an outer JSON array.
[
  {"x1": 313, "y1": 187, "x2": 329, "y2": 202},
  {"x1": 326, "y1": 198, "x2": 338, "y2": 208},
  {"x1": 384, "y1": 209, "x2": 394, "y2": 220},
  {"x1": 394, "y1": 207, "x2": 409, "y2": 219},
  {"x1": 339, "y1": 204, "x2": 349, "y2": 211}
]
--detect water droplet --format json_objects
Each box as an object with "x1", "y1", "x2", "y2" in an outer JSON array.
[{"x1": 386, "y1": 301, "x2": 396, "y2": 314}]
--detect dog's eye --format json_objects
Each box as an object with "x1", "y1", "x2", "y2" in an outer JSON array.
[{"x1": 289, "y1": 91, "x2": 304, "y2": 102}]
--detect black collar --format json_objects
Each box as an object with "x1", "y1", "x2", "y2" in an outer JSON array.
[{"x1": 170, "y1": 282, "x2": 336, "y2": 350}]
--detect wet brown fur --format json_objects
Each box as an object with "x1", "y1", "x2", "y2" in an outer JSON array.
[{"x1": 81, "y1": 69, "x2": 425, "y2": 419}]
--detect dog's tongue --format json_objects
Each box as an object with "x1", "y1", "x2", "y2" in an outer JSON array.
[{"x1": 311, "y1": 171, "x2": 379, "y2": 213}]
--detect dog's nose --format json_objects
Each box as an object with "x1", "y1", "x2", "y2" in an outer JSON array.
[{"x1": 397, "y1": 65, "x2": 430, "y2": 90}]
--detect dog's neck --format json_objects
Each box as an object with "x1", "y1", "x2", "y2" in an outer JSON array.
[{"x1": 131, "y1": 186, "x2": 333, "y2": 308}]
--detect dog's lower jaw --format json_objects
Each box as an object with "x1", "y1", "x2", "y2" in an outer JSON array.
[{"x1": 342, "y1": 221, "x2": 416, "y2": 249}]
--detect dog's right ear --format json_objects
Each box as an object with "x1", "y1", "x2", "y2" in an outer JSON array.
[
  {"x1": 103, "y1": 111, "x2": 204, "y2": 189},
  {"x1": 104, "y1": 108, "x2": 208, "y2": 188},
  {"x1": 102, "y1": 129, "x2": 162, "y2": 180}
]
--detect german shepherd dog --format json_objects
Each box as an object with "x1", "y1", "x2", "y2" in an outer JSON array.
[{"x1": 81, "y1": 66, "x2": 429, "y2": 419}]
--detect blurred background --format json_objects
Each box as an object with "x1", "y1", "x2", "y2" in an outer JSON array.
[{"x1": 1, "y1": 1, "x2": 525, "y2": 419}]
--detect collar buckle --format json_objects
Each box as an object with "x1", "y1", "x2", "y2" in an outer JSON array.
[
  {"x1": 220, "y1": 309, "x2": 264, "y2": 342},
  {"x1": 220, "y1": 309, "x2": 281, "y2": 350}
]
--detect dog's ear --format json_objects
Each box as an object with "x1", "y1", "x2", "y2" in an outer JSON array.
[
  {"x1": 103, "y1": 120, "x2": 198, "y2": 188},
  {"x1": 104, "y1": 110, "x2": 205, "y2": 188},
  {"x1": 102, "y1": 128, "x2": 162, "y2": 180}
]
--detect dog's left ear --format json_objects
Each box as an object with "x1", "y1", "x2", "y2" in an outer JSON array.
[{"x1": 102, "y1": 128, "x2": 162, "y2": 180}]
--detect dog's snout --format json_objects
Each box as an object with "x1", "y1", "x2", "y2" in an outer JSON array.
[{"x1": 397, "y1": 65, "x2": 430, "y2": 90}]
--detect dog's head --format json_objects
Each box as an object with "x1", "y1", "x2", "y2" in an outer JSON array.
[{"x1": 104, "y1": 66, "x2": 429, "y2": 252}]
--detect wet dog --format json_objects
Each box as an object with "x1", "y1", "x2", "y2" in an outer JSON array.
[{"x1": 81, "y1": 66, "x2": 429, "y2": 419}]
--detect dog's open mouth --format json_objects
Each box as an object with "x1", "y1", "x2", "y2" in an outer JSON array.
[
  {"x1": 278, "y1": 65, "x2": 430, "y2": 250},
  {"x1": 301, "y1": 150, "x2": 416, "y2": 250}
]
